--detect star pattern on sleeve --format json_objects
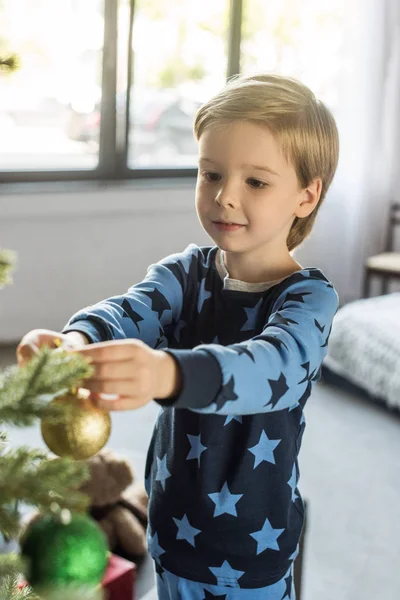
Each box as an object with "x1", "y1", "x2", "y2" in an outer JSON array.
[
  {"x1": 186, "y1": 434, "x2": 207, "y2": 466},
  {"x1": 208, "y1": 561, "x2": 245, "y2": 587},
  {"x1": 282, "y1": 291, "x2": 312, "y2": 306},
  {"x1": 270, "y1": 313, "x2": 299, "y2": 327},
  {"x1": 250, "y1": 517, "x2": 285, "y2": 554},
  {"x1": 314, "y1": 318, "x2": 325, "y2": 333},
  {"x1": 248, "y1": 430, "x2": 281, "y2": 468},
  {"x1": 287, "y1": 464, "x2": 299, "y2": 502},
  {"x1": 321, "y1": 323, "x2": 332, "y2": 348},
  {"x1": 240, "y1": 298, "x2": 263, "y2": 331},
  {"x1": 208, "y1": 482, "x2": 243, "y2": 517},
  {"x1": 230, "y1": 344, "x2": 255, "y2": 362},
  {"x1": 266, "y1": 373, "x2": 289, "y2": 408},
  {"x1": 121, "y1": 298, "x2": 144, "y2": 332},
  {"x1": 173, "y1": 514, "x2": 202, "y2": 547},
  {"x1": 215, "y1": 376, "x2": 239, "y2": 410},
  {"x1": 298, "y1": 361, "x2": 321, "y2": 387},
  {"x1": 142, "y1": 288, "x2": 171, "y2": 319},
  {"x1": 155, "y1": 455, "x2": 171, "y2": 491},
  {"x1": 197, "y1": 278, "x2": 212, "y2": 313},
  {"x1": 306, "y1": 269, "x2": 333, "y2": 288},
  {"x1": 256, "y1": 334, "x2": 289, "y2": 353}
]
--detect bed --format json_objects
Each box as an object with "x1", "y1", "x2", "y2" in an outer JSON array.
[{"x1": 322, "y1": 293, "x2": 400, "y2": 411}]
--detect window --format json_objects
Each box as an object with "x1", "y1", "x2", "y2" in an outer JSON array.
[
  {"x1": 0, "y1": 0, "x2": 359, "y2": 183},
  {"x1": 0, "y1": 0, "x2": 104, "y2": 173},
  {"x1": 126, "y1": 0, "x2": 229, "y2": 169}
]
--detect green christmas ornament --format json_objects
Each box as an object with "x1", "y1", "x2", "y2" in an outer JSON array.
[{"x1": 20, "y1": 510, "x2": 108, "y2": 593}]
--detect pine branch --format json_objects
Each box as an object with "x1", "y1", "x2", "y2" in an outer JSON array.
[
  {"x1": 0, "y1": 250, "x2": 16, "y2": 289},
  {"x1": 0, "y1": 348, "x2": 94, "y2": 427},
  {"x1": 0, "y1": 554, "x2": 22, "y2": 580},
  {"x1": 0, "y1": 574, "x2": 39, "y2": 600},
  {"x1": 0, "y1": 448, "x2": 89, "y2": 538}
]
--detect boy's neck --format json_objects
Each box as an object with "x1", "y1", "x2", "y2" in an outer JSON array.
[{"x1": 220, "y1": 248, "x2": 303, "y2": 284}]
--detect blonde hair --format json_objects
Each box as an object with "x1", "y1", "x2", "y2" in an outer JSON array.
[{"x1": 194, "y1": 74, "x2": 339, "y2": 251}]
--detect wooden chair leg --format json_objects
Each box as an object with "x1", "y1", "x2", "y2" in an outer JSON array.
[
  {"x1": 381, "y1": 276, "x2": 389, "y2": 295},
  {"x1": 362, "y1": 270, "x2": 371, "y2": 298}
]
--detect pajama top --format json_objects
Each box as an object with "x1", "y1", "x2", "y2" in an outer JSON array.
[{"x1": 63, "y1": 244, "x2": 339, "y2": 589}]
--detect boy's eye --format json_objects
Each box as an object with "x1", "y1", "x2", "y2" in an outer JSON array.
[
  {"x1": 202, "y1": 171, "x2": 221, "y2": 182},
  {"x1": 247, "y1": 178, "x2": 267, "y2": 189}
]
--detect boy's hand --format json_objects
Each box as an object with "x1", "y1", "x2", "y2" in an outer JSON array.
[
  {"x1": 17, "y1": 329, "x2": 89, "y2": 367},
  {"x1": 70, "y1": 339, "x2": 182, "y2": 411}
]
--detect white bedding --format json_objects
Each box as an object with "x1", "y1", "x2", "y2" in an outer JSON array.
[{"x1": 323, "y1": 293, "x2": 400, "y2": 410}]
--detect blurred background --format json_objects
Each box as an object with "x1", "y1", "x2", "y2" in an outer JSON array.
[{"x1": 1, "y1": 1, "x2": 400, "y2": 599}]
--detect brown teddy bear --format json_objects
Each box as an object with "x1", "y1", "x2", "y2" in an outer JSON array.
[{"x1": 80, "y1": 448, "x2": 149, "y2": 561}]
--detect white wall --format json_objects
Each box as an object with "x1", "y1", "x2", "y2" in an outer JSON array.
[{"x1": 0, "y1": 180, "x2": 367, "y2": 343}]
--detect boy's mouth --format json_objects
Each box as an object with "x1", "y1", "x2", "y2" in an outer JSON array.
[{"x1": 212, "y1": 221, "x2": 245, "y2": 232}]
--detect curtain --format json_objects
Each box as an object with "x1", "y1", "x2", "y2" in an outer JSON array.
[{"x1": 294, "y1": 0, "x2": 400, "y2": 304}]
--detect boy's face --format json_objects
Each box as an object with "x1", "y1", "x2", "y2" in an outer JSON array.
[{"x1": 195, "y1": 120, "x2": 319, "y2": 265}]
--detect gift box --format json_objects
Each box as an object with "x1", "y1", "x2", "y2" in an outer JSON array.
[
  {"x1": 103, "y1": 553, "x2": 136, "y2": 600},
  {"x1": 19, "y1": 553, "x2": 137, "y2": 600}
]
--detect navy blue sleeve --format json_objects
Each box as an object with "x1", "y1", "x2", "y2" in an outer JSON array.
[
  {"x1": 166, "y1": 277, "x2": 339, "y2": 414},
  {"x1": 62, "y1": 245, "x2": 198, "y2": 348}
]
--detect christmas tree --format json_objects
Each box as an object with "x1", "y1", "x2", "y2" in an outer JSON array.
[{"x1": 0, "y1": 246, "x2": 102, "y2": 600}]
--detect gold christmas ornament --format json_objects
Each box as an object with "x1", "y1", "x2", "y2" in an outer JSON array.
[{"x1": 41, "y1": 390, "x2": 111, "y2": 460}]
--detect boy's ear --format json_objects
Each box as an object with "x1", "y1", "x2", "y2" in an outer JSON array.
[{"x1": 295, "y1": 178, "x2": 322, "y2": 218}]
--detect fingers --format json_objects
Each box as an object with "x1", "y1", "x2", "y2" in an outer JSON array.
[
  {"x1": 74, "y1": 339, "x2": 146, "y2": 362},
  {"x1": 85, "y1": 379, "x2": 136, "y2": 397},
  {"x1": 89, "y1": 393, "x2": 151, "y2": 412},
  {"x1": 89, "y1": 359, "x2": 136, "y2": 381},
  {"x1": 17, "y1": 329, "x2": 65, "y2": 366}
]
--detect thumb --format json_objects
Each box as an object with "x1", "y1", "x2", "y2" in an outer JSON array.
[{"x1": 17, "y1": 342, "x2": 39, "y2": 367}]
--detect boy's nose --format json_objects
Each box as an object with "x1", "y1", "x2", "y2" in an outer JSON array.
[{"x1": 215, "y1": 189, "x2": 238, "y2": 209}]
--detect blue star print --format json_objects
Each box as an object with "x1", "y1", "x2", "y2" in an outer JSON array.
[
  {"x1": 248, "y1": 430, "x2": 281, "y2": 469},
  {"x1": 224, "y1": 415, "x2": 243, "y2": 426},
  {"x1": 63, "y1": 244, "x2": 339, "y2": 588},
  {"x1": 173, "y1": 514, "x2": 202, "y2": 547},
  {"x1": 208, "y1": 482, "x2": 243, "y2": 517},
  {"x1": 150, "y1": 532, "x2": 166, "y2": 560},
  {"x1": 209, "y1": 561, "x2": 245, "y2": 586},
  {"x1": 287, "y1": 464, "x2": 299, "y2": 502},
  {"x1": 198, "y1": 278, "x2": 212, "y2": 312},
  {"x1": 240, "y1": 298, "x2": 263, "y2": 331},
  {"x1": 155, "y1": 455, "x2": 171, "y2": 491},
  {"x1": 250, "y1": 518, "x2": 285, "y2": 554},
  {"x1": 187, "y1": 434, "x2": 207, "y2": 466}
]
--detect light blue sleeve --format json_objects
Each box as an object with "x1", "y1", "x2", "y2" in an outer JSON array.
[
  {"x1": 62, "y1": 244, "x2": 197, "y2": 348},
  {"x1": 168, "y1": 277, "x2": 339, "y2": 414}
]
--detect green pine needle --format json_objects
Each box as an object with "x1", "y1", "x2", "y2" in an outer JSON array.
[
  {"x1": 0, "y1": 347, "x2": 94, "y2": 427},
  {"x1": 0, "y1": 448, "x2": 89, "y2": 538},
  {"x1": 0, "y1": 250, "x2": 16, "y2": 289}
]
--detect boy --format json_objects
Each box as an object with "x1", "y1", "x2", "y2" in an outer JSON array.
[{"x1": 18, "y1": 74, "x2": 339, "y2": 599}]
